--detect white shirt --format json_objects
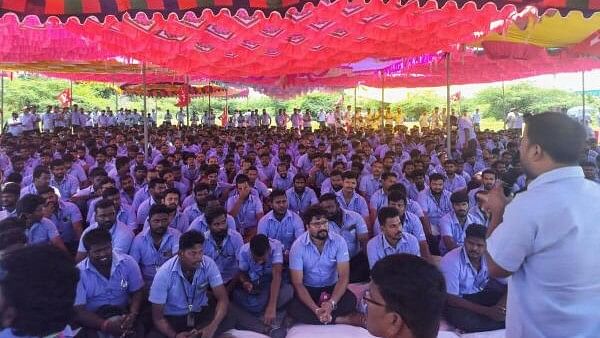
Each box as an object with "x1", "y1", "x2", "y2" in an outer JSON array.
[
  {"x1": 41, "y1": 112, "x2": 55, "y2": 130},
  {"x1": 20, "y1": 113, "x2": 36, "y2": 130},
  {"x1": 487, "y1": 166, "x2": 600, "y2": 338}
]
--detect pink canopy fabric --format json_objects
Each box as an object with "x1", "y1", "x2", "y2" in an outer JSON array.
[
  {"x1": 238, "y1": 50, "x2": 600, "y2": 96},
  {"x1": 59, "y1": 0, "x2": 518, "y2": 78}
]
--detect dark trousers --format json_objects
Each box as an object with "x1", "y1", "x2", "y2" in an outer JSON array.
[
  {"x1": 349, "y1": 252, "x2": 370, "y2": 283},
  {"x1": 147, "y1": 301, "x2": 271, "y2": 338},
  {"x1": 445, "y1": 283, "x2": 506, "y2": 333},
  {"x1": 288, "y1": 285, "x2": 357, "y2": 325}
]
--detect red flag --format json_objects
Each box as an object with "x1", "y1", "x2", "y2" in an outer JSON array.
[
  {"x1": 57, "y1": 89, "x2": 72, "y2": 108},
  {"x1": 451, "y1": 91, "x2": 461, "y2": 102},
  {"x1": 221, "y1": 106, "x2": 228, "y2": 127},
  {"x1": 175, "y1": 86, "x2": 190, "y2": 107}
]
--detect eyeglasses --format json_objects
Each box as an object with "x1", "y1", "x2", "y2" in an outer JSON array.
[{"x1": 360, "y1": 289, "x2": 385, "y2": 313}]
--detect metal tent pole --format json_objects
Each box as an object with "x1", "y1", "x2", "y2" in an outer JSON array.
[
  {"x1": 582, "y1": 70, "x2": 586, "y2": 124},
  {"x1": 225, "y1": 87, "x2": 229, "y2": 128},
  {"x1": 353, "y1": 85, "x2": 357, "y2": 126},
  {"x1": 446, "y1": 53, "x2": 452, "y2": 156},
  {"x1": 502, "y1": 80, "x2": 506, "y2": 129},
  {"x1": 208, "y1": 80, "x2": 212, "y2": 113},
  {"x1": 381, "y1": 73, "x2": 385, "y2": 130},
  {"x1": 114, "y1": 82, "x2": 119, "y2": 112},
  {"x1": 143, "y1": 62, "x2": 149, "y2": 161},
  {"x1": 185, "y1": 75, "x2": 190, "y2": 126}
]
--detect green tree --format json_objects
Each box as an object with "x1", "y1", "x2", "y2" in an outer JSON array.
[
  {"x1": 391, "y1": 90, "x2": 444, "y2": 120},
  {"x1": 470, "y1": 83, "x2": 599, "y2": 119}
]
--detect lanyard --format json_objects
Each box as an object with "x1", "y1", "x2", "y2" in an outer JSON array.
[{"x1": 180, "y1": 272, "x2": 197, "y2": 313}]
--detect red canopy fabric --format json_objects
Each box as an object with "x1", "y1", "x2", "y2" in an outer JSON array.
[
  {"x1": 60, "y1": 0, "x2": 517, "y2": 78},
  {"x1": 569, "y1": 29, "x2": 600, "y2": 57},
  {"x1": 238, "y1": 51, "x2": 600, "y2": 96},
  {"x1": 0, "y1": 0, "x2": 596, "y2": 22}
]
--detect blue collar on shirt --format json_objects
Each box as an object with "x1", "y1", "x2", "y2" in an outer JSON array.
[
  {"x1": 267, "y1": 210, "x2": 293, "y2": 223},
  {"x1": 528, "y1": 166, "x2": 584, "y2": 190},
  {"x1": 301, "y1": 231, "x2": 334, "y2": 246},
  {"x1": 461, "y1": 246, "x2": 486, "y2": 274},
  {"x1": 381, "y1": 233, "x2": 408, "y2": 251},
  {"x1": 83, "y1": 252, "x2": 125, "y2": 278}
]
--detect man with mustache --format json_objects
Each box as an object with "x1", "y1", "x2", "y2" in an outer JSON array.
[
  {"x1": 439, "y1": 191, "x2": 480, "y2": 256},
  {"x1": 202, "y1": 206, "x2": 244, "y2": 287},
  {"x1": 74, "y1": 228, "x2": 144, "y2": 338},
  {"x1": 367, "y1": 207, "x2": 420, "y2": 269},
  {"x1": 288, "y1": 205, "x2": 361, "y2": 326},
  {"x1": 182, "y1": 183, "x2": 210, "y2": 224},
  {"x1": 147, "y1": 231, "x2": 236, "y2": 338},
  {"x1": 441, "y1": 224, "x2": 507, "y2": 332},
  {"x1": 76, "y1": 199, "x2": 134, "y2": 262},
  {"x1": 130, "y1": 204, "x2": 181, "y2": 286},
  {"x1": 16, "y1": 194, "x2": 68, "y2": 252},
  {"x1": 320, "y1": 192, "x2": 369, "y2": 283}
]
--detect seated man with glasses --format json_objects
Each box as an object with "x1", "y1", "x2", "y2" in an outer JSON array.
[
  {"x1": 363, "y1": 254, "x2": 446, "y2": 338},
  {"x1": 288, "y1": 205, "x2": 362, "y2": 326}
]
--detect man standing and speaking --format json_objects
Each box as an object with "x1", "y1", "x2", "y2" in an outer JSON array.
[{"x1": 483, "y1": 112, "x2": 600, "y2": 337}]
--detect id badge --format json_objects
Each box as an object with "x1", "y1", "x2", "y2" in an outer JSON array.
[{"x1": 186, "y1": 305, "x2": 195, "y2": 328}]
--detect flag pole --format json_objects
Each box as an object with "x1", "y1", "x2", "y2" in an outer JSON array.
[
  {"x1": 446, "y1": 53, "x2": 452, "y2": 157},
  {"x1": 143, "y1": 62, "x2": 149, "y2": 161},
  {"x1": 70, "y1": 80, "x2": 74, "y2": 109}
]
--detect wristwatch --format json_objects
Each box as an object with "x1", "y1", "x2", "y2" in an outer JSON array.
[{"x1": 329, "y1": 299, "x2": 337, "y2": 310}]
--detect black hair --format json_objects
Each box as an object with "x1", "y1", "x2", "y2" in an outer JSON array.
[
  {"x1": 465, "y1": 223, "x2": 487, "y2": 240},
  {"x1": 0, "y1": 245, "x2": 79, "y2": 337},
  {"x1": 5, "y1": 173, "x2": 23, "y2": 185},
  {"x1": 179, "y1": 230, "x2": 205, "y2": 251},
  {"x1": 94, "y1": 198, "x2": 116, "y2": 212},
  {"x1": 16, "y1": 194, "x2": 45, "y2": 215},
  {"x1": 270, "y1": 189, "x2": 287, "y2": 200},
  {"x1": 388, "y1": 190, "x2": 407, "y2": 204},
  {"x1": 450, "y1": 191, "x2": 468, "y2": 204},
  {"x1": 318, "y1": 192, "x2": 338, "y2": 204},
  {"x1": 377, "y1": 206, "x2": 400, "y2": 226},
  {"x1": 32, "y1": 166, "x2": 50, "y2": 180},
  {"x1": 205, "y1": 206, "x2": 227, "y2": 226},
  {"x1": 302, "y1": 204, "x2": 328, "y2": 226},
  {"x1": 162, "y1": 187, "x2": 181, "y2": 199},
  {"x1": 194, "y1": 182, "x2": 210, "y2": 193},
  {"x1": 101, "y1": 187, "x2": 120, "y2": 199},
  {"x1": 0, "y1": 218, "x2": 27, "y2": 251},
  {"x1": 250, "y1": 234, "x2": 270, "y2": 257},
  {"x1": 149, "y1": 204, "x2": 172, "y2": 219},
  {"x1": 148, "y1": 178, "x2": 166, "y2": 189},
  {"x1": 381, "y1": 172, "x2": 398, "y2": 181},
  {"x1": 525, "y1": 112, "x2": 585, "y2": 164},
  {"x1": 82, "y1": 228, "x2": 112, "y2": 251},
  {"x1": 49, "y1": 159, "x2": 65, "y2": 168},
  {"x1": 293, "y1": 173, "x2": 307, "y2": 183},
  {"x1": 341, "y1": 170, "x2": 358, "y2": 180},
  {"x1": 429, "y1": 173, "x2": 445, "y2": 182},
  {"x1": 37, "y1": 187, "x2": 55, "y2": 196},
  {"x1": 236, "y1": 173, "x2": 250, "y2": 185},
  {"x1": 1, "y1": 183, "x2": 21, "y2": 196},
  {"x1": 481, "y1": 169, "x2": 497, "y2": 178},
  {"x1": 89, "y1": 167, "x2": 108, "y2": 178},
  {"x1": 371, "y1": 254, "x2": 446, "y2": 338}
]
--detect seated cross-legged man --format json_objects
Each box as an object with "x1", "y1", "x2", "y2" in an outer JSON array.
[
  {"x1": 440, "y1": 224, "x2": 507, "y2": 333},
  {"x1": 233, "y1": 234, "x2": 293, "y2": 338},
  {"x1": 367, "y1": 207, "x2": 421, "y2": 269},
  {"x1": 74, "y1": 228, "x2": 144, "y2": 338},
  {"x1": 288, "y1": 205, "x2": 363, "y2": 327}
]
